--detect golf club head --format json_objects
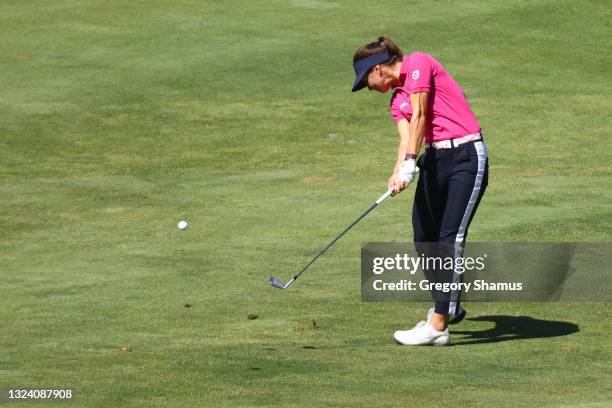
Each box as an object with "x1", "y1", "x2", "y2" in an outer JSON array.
[{"x1": 268, "y1": 276, "x2": 287, "y2": 289}]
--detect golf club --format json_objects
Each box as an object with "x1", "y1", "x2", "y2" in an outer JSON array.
[{"x1": 268, "y1": 168, "x2": 418, "y2": 289}]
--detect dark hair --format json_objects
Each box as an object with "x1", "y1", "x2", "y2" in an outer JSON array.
[{"x1": 353, "y1": 35, "x2": 403, "y2": 65}]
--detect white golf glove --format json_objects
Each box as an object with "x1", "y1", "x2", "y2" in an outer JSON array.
[{"x1": 398, "y1": 158, "x2": 417, "y2": 184}]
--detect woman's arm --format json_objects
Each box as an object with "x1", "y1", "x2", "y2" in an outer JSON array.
[
  {"x1": 407, "y1": 91, "x2": 430, "y2": 157},
  {"x1": 388, "y1": 91, "x2": 430, "y2": 194},
  {"x1": 387, "y1": 118, "x2": 411, "y2": 195},
  {"x1": 393, "y1": 118, "x2": 410, "y2": 173}
]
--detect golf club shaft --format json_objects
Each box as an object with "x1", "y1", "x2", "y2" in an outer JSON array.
[{"x1": 286, "y1": 189, "x2": 393, "y2": 285}]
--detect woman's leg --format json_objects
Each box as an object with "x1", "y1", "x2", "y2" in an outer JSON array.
[
  {"x1": 412, "y1": 152, "x2": 446, "y2": 307},
  {"x1": 412, "y1": 152, "x2": 443, "y2": 243},
  {"x1": 437, "y1": 141, "x2": 489, "y2": 320}
]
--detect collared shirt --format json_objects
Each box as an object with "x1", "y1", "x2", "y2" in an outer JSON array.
[{"x1": 390, "y1": 52, "x2": 481, "y2": 142}]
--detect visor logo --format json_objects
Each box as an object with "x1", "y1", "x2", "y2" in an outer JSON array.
[{"x1": 412, "y1": 70, "x2": 420, "y2": 80}]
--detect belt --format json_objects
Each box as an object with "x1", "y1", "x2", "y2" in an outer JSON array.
[{"x1": 425, "y1": 133, "x2": 482, "y2": 149}]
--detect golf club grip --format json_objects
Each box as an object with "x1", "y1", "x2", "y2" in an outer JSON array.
[
  {"x1": 379, "y1": 166, "x2": 420, "y2": 203},
  {"x1": 376, "y1": 189, "x2": 393, "y2": 204}
]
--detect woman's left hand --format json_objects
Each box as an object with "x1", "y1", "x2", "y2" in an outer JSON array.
[{"x1": 399, "y1": 158, "x2": 417, "y2": 184}]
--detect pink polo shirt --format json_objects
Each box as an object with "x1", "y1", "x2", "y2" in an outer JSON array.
[{"x1": 389, "y1": 52, "x2": 480, "y2": 142}]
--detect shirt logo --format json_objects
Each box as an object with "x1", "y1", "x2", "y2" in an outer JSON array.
[{"x1": 412, "y1": 70, "x2": 420, "y2": 80}]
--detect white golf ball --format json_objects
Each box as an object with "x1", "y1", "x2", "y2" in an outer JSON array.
[{"x1": 177, "y1": 220, "x2": 188, "y2": 230}]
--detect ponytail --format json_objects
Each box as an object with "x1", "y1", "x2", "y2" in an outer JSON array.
[{"x1": 353, "y1": 35, "x2": 403, "y2": 65}]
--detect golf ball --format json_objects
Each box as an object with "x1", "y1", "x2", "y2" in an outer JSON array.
[{"x1": 177, "y1": 220, "x2": 188, "y2": 230}]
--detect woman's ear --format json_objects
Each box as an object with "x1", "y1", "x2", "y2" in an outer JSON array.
[{"x1": 374, "y1": 64, "x2": 382, "y2": 76}]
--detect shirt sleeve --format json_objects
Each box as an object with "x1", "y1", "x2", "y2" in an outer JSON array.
[
  {"x1": 390, "y1": 98, "x2": 403, "y2": 123},
  {"x1": 404, "y1": 52, "x2": 434, "y2": 94},
  {"x1": 389, "y1": 90, "x2": 412, "y2": 123}
]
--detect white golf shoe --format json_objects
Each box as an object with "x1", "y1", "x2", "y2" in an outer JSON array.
[
  {"x1": 394, "y1": 321, "x2": 450, "y2": 346},
  {"x1": 427, "y1": 305, "x2": 466, "y2": 325}
]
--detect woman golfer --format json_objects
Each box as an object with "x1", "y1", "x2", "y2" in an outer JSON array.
[{"x1": 352, "y1": 36, "x2": 489, "y2": 346}]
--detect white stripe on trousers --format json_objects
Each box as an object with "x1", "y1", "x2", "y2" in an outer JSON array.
[{"x1": 449, "y1": 141, "x2": 488, "y2": 315}]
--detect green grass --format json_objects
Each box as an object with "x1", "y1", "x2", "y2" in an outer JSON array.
[{"x1": 1, "y1": 0, "x2": 611, "y2": 406}]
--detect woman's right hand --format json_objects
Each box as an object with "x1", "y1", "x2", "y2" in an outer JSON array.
[{"x1": 387, "y1": 172, "x2": 407, "y2": 196}]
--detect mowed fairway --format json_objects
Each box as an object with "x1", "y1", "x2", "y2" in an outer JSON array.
[{"x1": 1, "y1": 1, "x2": 610, "y2": 407}]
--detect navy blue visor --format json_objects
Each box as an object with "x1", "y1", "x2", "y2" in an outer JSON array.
[{"x1": 351, "y1": 52, "x2": 391, "y2": 92}]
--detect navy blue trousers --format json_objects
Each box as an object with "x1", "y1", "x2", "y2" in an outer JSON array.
[{"x1": 412, "y1": 140, "x2": 489, "y2": 315}]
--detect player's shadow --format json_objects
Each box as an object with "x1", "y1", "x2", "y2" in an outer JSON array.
[{"x1": 451, "y1": 315, "x2": 579, "y2": 346}]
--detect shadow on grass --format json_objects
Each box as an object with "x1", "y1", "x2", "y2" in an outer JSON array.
[
  {"x1": 260, "y1": 315, "x2": 580, "y2": 350},
  {"x1": 452, "y1": 315, "x2": 580, "y2": 346}
]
